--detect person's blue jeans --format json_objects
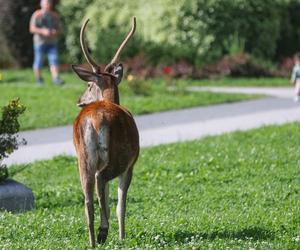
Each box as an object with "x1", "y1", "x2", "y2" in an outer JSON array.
[{"x1": 33, "y1": 43, "x2": 59, "y2": 69}]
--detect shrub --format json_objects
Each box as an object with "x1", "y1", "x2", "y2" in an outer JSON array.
[
  {"x1": 57, "y1": 0, "x2": 96, "y2": 63},
  {"x1": 201, "y1": 0, "x2": 282, "y2": 61},
  {"x1": 58, "y1": 0, "x2": 285, "y2": 67},
  {"x1": 0, "y1": 99, "x2": 26, "y2": 182},
  {"x1": 230, "y1": 56, "x2": 276, "y2": 77},
  {"x1": 0, "y1": 165, "x2": 8, "y2": 183},
  {"x1": 126, "y1": 75, "x2": 151, "y2": 96},
  {"x1": 58, "y1": 0, "x2": 212, "y2": 66},
  {"x1": 276, "y1": 0, "x2": 300, "y2": 58}
]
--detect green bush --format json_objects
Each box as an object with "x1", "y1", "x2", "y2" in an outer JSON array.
[
  {"x1": 57, "y1": 0, "x2": 211, "y2": 65},
  {"x1": 197, "y1": 0, "x2": 282, "y2": 61},
  {"x1": 58, "y1": 0, "x2": 94, "y2": 63},
  {"x1": 58, "y1": 0, "x2": 289, "y2": 67},
  {"x1": 276, "y1": 0, "x2": 300, "y2": 58},
  {"x1": 0, "y1": 99, "x2": 26, "y2": 182},
  {"x1": 0, "y1": 0, "x2": 295, "y2": 68},
  {"x1": 0, "y1": 165, "x2": 8, "y2": 183},
  {"x1": 127, "y1": 77, "x2": 152, "y2": 96},
  {"x1": 230, "y1": 56, "x2": 277, "y2": 77}
]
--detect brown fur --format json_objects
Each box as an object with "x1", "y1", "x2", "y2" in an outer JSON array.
[
  {"x1": 73, "y1": 101, "x2": 139, "y2": 181},
  {"x1": 73, "y1": 76, "x2": 139, "y2": 247}
]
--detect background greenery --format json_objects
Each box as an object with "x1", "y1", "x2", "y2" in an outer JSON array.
[
  {"x1": 58, "y1": 0, "x2": 300, "y2": 66},
  {"x1": 1, "y1": 0, "x2": 300, "y2": 68},
  {"x1": 1, "y1": 123, "x2": 299, "y2": 249}
]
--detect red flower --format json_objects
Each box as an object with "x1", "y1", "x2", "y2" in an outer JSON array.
[{"x1": 163, "y1": 66, "x2": 173, "y2": 75}]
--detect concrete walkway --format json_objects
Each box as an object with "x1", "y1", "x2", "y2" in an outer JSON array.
[
  {"x1": 4, "y1": 87, "x2": 300, "y2": 166},
  {"x1": 188, "y1": 86, "x2": 293, "y2": 98}
]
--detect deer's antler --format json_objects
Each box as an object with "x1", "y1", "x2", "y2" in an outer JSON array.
[
  {"x1": 106, "y1": 17, "x2": 136, "y2": 71},
  {"x1": 80, "y1": 19, "x2": 100, "y2": 73}
]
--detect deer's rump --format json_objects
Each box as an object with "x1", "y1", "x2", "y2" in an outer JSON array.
[{"x1": 73, "y1": 101, "x2": 139, "y2": 180}]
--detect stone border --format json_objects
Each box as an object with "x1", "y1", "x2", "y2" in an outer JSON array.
[{"x1": 0, "y1": 179, "x2": 34, "y2": 212}]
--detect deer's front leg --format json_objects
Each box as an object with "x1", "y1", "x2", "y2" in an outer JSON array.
[
  {"x1": 95, "y1": 172, "x2": 110, "y2": 244},
  {"x1": 117, "y1": 167, "x2": 133, "y2": 240}
]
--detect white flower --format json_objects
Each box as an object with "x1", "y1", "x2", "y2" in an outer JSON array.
[{"x1": 292, "y1": 236, "x2": 300, "y2": 242}]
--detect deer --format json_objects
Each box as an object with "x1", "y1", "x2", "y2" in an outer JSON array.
[{"x1": 71, "y1": 17, "x2": 139, "y2": 248}]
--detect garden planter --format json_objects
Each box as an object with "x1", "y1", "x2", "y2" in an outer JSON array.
[{"x1": 0, "y1": 179, "x2": 34, "y2": 212}]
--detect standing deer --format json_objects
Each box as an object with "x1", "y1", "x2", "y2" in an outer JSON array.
[{"x1": 72, "y1": 17, "x2": 139, "y2": 248}]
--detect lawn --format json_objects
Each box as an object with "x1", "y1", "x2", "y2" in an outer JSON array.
[
  {"x1": 1, "y1": 123, "x2": 299, "y2": 249},
  {"x1": 0, "y1": 69, "x2": 260, "y2": 130},
  {"x1": 186, "y1": 77, "x2": 290, "y2": 87}
]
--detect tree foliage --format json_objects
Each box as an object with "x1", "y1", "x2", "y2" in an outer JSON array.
[
  {"x1": 58, "y1": 0, "x2": 299, "y2": 67},
  {"x1": 58, "y1": 0, "x2": 95, "y2": 62},
  {"x1": 59, "y1": 0, "x2": 211, "y2": 66},
  {"x1": 276, "y1": 0, "x2": 300, "y2": 58},
  {"x1": 1, "y1": 0, "x2": 300, "y2": 68}
]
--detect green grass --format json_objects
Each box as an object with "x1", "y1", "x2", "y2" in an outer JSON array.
[
  {"x1": 0, "y1": 69, "x2": 259, "y2": 130},
  {"x1": 1, "y1": 123, "x2": 299, "y2": 249},
  {"x1": 185, "y1": 77, "x2": 291, "y2": 87}
]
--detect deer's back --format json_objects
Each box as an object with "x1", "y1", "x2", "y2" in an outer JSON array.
[{"x1": 73, "y1": 101, "x2": 139, "y2": 180}]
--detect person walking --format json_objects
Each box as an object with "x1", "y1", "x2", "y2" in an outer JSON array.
[
  {"x1": 291, "y1": 53, "x2": 300, "y2": 102},
  {"x1": 29, "y1": 0, "x2": 64, "y2": 85}
]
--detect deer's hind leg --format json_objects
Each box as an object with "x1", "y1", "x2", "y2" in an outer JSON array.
[
  {"x1": 95, "y1": 123, "x2": 110, "y2": 244},
  {"x1": 95, "y1": 172, "x2": 110, "y2": 244},
  {"x1": 79, "y1": 122, "x2": 100, "y2": 247},
  {"x1": 117, "y1": 167, "x2": 133, "y2": 240},
  {"x1": 79, "y1": 160, "x2": 96, "y2": 248}
]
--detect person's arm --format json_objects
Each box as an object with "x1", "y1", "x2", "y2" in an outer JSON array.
[
  {"x1": 291, "y1": 66, "x2": 296, "y2": 84},
  {"x1": 30, "y1": 24, "x2": 51, "y2": 36},
  {"x1": 29, "y1": 11, "x2": 51, "y2": 37}
]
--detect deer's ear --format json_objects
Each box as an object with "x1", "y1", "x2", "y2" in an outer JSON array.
[
  {"x1": 112, "y1": 63, "x2": 123, "y2": 85},
  {"x1": 71, "y1": 64, "x2": 103, "y2": 84}
]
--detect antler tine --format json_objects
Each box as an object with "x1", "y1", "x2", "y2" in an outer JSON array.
[
  {"x1": 109, "y1": 17, "x2": 136, "y2": 66},
  {"x1": 80, "y1": 19, "x2": 99, "y2": 73}
]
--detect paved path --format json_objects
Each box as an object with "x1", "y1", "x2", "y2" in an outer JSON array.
[
  {"x1": 4, "y1": 87, "x2": 300, "y2": 166},
  {"x1": 188, "y1": 86, "x2": 292, "y2": 98}
]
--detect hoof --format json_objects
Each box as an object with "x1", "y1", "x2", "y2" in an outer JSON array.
[{"x1": 97, "y1": 227, "x2": 108, "y2": 244}]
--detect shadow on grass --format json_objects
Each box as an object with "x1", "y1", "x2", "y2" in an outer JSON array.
[
  {"x1": 173, "y1": 227, "x2": 275, "y2": 241},
  {"x1": 131, "y1": 227, "x2": 274, "y2": 245}
]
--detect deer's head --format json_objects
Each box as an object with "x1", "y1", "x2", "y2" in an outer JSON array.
[{"x1": 72, "y1": 17, "x2": 136, "y2": 107}]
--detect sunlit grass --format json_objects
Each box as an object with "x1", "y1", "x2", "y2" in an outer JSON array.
[
  {"x1": 0, "y1": 69, "x2": 259, "y2": 130},
  {"x1": 1, "y1": 123, "x2": 299, "y2": 249},
  {"x1": 187, "y1": 77, "x2": 290, "y2": 87}
]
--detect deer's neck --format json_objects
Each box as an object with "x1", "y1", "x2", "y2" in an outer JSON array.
[{"x1": 102, "y1": 86, "x2": 120, "y2": 105}]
